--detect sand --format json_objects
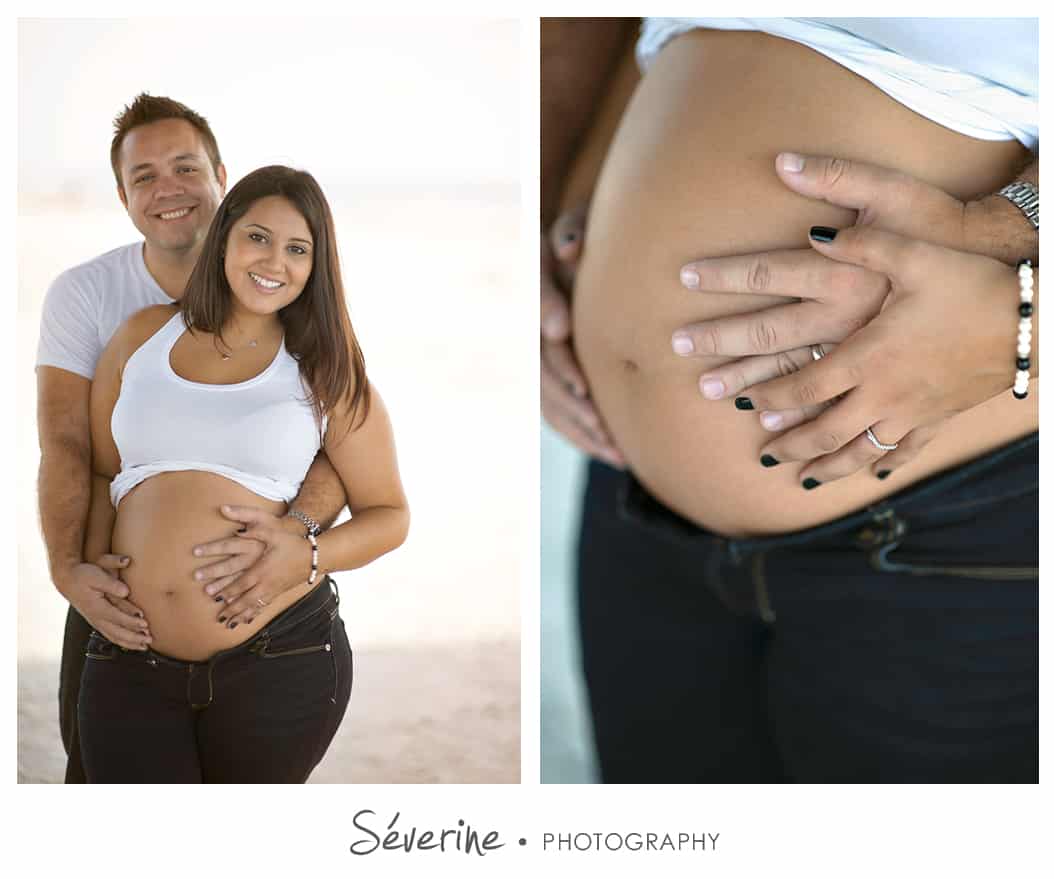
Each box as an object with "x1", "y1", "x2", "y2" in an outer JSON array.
[{"x1": 18, "y1": 639, "x2": 520, "y2": 784}]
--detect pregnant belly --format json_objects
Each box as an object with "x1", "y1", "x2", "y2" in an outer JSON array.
[
  {"x1": 571, "y1": 29, "x2": 1038, "y2": 537},
  {"x1": 112, "y1": 471, "x2": 313, "y2": 661}
]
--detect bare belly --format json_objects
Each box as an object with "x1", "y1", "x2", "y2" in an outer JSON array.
[
  {"x1": 112, "y1": 471, "x2": 314, "y2": 661},
  {"x1": 572, "y1": 29, "x2": 1038, "y2": 537}
]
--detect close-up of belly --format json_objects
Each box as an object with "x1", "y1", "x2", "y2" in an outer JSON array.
[
  {"x1": 110, "y1": 470, "x2": 312, "y2": 660},
  {"x1": 571, "y1": 29, "x2": 1037, "y2": 537}
]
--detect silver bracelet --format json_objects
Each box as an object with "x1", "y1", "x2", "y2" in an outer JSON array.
[
  {"x1": 306, "y1": 533, "x2": 319, "y2": 585},
  {"x1": 287, "y1": 509, "x2": 322, "y2": 537},
  {"x1": 1012, "y1": 259, "x2": 1033, "y2": 400},
  {"x1": 997, "y1": 182, "x2": 1039, "y2": 231}
]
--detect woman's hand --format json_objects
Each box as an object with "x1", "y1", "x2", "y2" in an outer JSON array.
[
  {"x1": 734, "y1": 225, "x2": 1033, "y2": 487},
  {"x1": 192, "y1": 505, "x2": 313, "y2": 628}
]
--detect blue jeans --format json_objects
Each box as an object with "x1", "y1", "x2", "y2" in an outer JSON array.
[
  {"x1": 77, "y1": 577, "x2": 352, "y2": 783},
  {"x1": 577, "y1": 433, "x2": 1038, "y2": 782}
]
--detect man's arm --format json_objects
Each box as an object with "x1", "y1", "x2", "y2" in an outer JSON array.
[
  {"x1": 967, "y1": 156, "x2": 1039, "y2": 265},
  {"x1": 541, "y1": 17, "x2": 637, "y2": 224},
  {"x1": 283, "y1": 450, "x2": 347, "y2": 532},
  {"x1": 37, "y1": 368, "x2": 94, "y2": 586}
]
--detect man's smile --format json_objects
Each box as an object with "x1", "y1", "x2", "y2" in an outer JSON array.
[{"x1": 155, "y1": 205, "x2": 196, "y2": 221}]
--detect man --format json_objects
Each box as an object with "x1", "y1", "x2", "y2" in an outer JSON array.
[{"x1": 36, "y1": 93, "x2": 348, "y2": 783}]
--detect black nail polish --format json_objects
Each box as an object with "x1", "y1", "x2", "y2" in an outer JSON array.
[
  {"x1": 218, "y1": 616, "x2": 227, "y2": 623},
  {"x1": 562, "y1": 231, "x2": 578, "y2": 244},
  {"x1": 877, "y1": 469, "x2": 891, "y2": 480},
  {"x1": 802, "y1": 477, "x2": 821, "y2": 490},
  {"x1": 228, "y1": 621, "x2": 239, "y2": 629},
  {"x1": 809, "y1": 226, "x2": 837, "y2": 243},
  {"x1": 735, "y1": 397, "x2": 754, "y2": 411},
  {"x1": 760, "y1": 454, "x2": 779, "y2": 468}
]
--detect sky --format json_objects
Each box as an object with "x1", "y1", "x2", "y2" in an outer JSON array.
[{"x1": 18, "y1": 17, "x2": 520, "y2": 200}]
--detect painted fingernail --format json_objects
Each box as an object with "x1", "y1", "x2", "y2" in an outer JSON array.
[
  {"x1": 214, "y1": 596, "x2": 225, "y2": 603},
  {"x1": 760, "y1": 454, "x2": 779, "y2": 468},
  {"x1": 237, "y1": 526, "x2": 247, "y2": 534},
  {"x1": 735, "y1": 397, "x2": 754, "y2": 411},
  {"x1": 809, "y1": 226, "x2": 837, "y2": 243},
  {"x1": 218, "y1": 615, "x2": 227, "y2": 623},
  {"x1": 680, "y1": 267, "x2": 700, "y2": 289},
  {"x1": 228, "y1": 621, "x2": 239, "y2": 629},
  {"x1": 672, "y1": 334, "x2": 694, "y2": 355},
  {"x1": 877, "y1": 469, "x2": 892, "y2": 480},
  {"x1": 700, "y1": 377, "x2": 725, "y2": 399},
  {"x1": 802, "y1": 477, "x2": 821, "y2": 490},
  {"x1": 561, "y1": 230, "x2": 578, "y2": 245},
  {"x1": 760, "y1": 412, "x2": 784, "y2": 430},
  {"x1": 780, "y1": 152, "x2": 805, "y2": 172}
]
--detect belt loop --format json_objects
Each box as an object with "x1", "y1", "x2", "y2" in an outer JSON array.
[
  {"x1": 188, "y1": 661, "x2": 216, "y2": 711},
  {"x1": 751, "y1": 552, "x2": 776, "y2": 624}
]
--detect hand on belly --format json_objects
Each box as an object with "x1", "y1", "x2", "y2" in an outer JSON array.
[{"x1": 111, "y1": 471, "x2": 307, "y2": 661}]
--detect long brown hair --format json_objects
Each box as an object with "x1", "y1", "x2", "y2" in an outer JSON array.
[{"x1": 181, "y1": 165, "x2": 370, "y2": 434}]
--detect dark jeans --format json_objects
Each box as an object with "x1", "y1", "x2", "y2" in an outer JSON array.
[
  {"x1": 76, "y1": 577, "x2": 352, "y2": 783},
  {"x1": 577, "y1": 433, "x2": 1038, "y2": 783}
]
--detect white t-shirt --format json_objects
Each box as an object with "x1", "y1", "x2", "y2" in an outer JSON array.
[
  {"x1": 35, "y1": 242, "x2": 176, "y2": 380},
  {"x1": 636, "y1": 18, "x2": 1038, "y2": 153}
]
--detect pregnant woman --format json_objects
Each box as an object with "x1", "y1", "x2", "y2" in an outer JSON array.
[
  {"x1": 543, "y1": 19, "x2": 1038, "y2": 781},
  {"x1": 80, "y1": 165, "x2": 409, "y2": 783}
]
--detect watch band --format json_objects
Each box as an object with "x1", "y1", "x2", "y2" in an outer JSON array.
[
  {"x1": 287, "y1": 509, "x2": 322, "y2": 537},
  {"x1": 997, "y1": 181, "x2": 1039, "y2": 231}
]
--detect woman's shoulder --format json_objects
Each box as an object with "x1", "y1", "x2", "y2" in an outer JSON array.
[{"x1": 109, "y1": 303, "x2": 180, "y2": 365}]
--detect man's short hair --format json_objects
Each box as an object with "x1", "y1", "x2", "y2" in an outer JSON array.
[{"x1": 110, "y1": 93, "x2": 222, "y2": 190}]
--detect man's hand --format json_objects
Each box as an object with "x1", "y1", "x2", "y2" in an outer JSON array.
[
  {"x1": 541, "y1": 205, "x2": 625, "y2": 468},
  {"x1": 193, "y1": 505, "x2": 313, "y2": 629},
  {"x1": 673, "y1": 152, "x2": 1038, "y2": 402},
  {"x1": 57, "y1": 558, "x2": 151, "y2": 651}
]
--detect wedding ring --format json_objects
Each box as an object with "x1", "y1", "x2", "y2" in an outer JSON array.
[
  {"x1": 865, "y1": 427, "x2": 898, "y2": 451},
  {"x1": 810, "y1": 344, "x2": 826, "y2": 361}
]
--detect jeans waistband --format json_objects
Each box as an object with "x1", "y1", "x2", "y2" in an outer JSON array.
[
  {"x1": 619, "y1": 432, "x2": 1038, "y2": 563},
  {"x1": 91, "y1": 576, "x2": 339, "y2": 669},
  {"x1": 90, "y1": 576, "x2": 340, "y2": 710}
]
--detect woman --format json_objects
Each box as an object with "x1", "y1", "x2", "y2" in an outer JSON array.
[
  {"x1": 79, "y1": 166, "x2": 409, "y2": 783},
  {"x1": 546, "y1": 20, "x2": 1038, "y2": 781}
]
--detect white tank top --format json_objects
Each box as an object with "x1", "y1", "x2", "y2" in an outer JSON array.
[
  {"x1": 636, "y1": 18, "x2": 1038, "y2": 152},
  {"x1": 109, "y1": 311, "x2": 323, "y2": 507}
]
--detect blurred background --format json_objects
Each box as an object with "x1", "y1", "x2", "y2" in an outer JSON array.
[
  {"x1": 540, "y1": 427, "x2": 598, "y2": 782},
  {"x1": 18, "y1": 17, "x2": 523, "y2": 783}
]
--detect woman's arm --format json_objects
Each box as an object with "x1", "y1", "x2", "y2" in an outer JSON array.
[
  {"x1": 313, "y1": 386, "x2": 409, "y2": 577},
  {"x1": 212, "y1": 379, "x2": 410, "y2": 630}
]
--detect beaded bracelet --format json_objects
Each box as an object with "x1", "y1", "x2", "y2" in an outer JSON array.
[
  {"x1": 306, "y1": 532, "x2": 319, "y2": 585},
  {"x1": 1013, "y1": 259, "x2": 1034, "y2": 400}
]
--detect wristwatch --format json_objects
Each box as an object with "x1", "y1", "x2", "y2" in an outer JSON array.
[
  {"x1": 286, "y1": 509, "x2": 322, "y2": 537},
  {"x1": 997, "y1": 181, "x2": 1039, "y2": 231}
]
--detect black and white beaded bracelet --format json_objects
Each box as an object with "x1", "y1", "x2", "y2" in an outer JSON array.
[
  {"x1": 1013, "y1": 259, "x2": 1034, "y2": 400},
  {"x1": 306, "y1": 532, "x2": 319, "y2": 585}
]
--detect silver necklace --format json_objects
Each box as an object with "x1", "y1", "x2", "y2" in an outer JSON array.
[{"x1": 218, "y1": 339, "x2": 257, "y2": 361}]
